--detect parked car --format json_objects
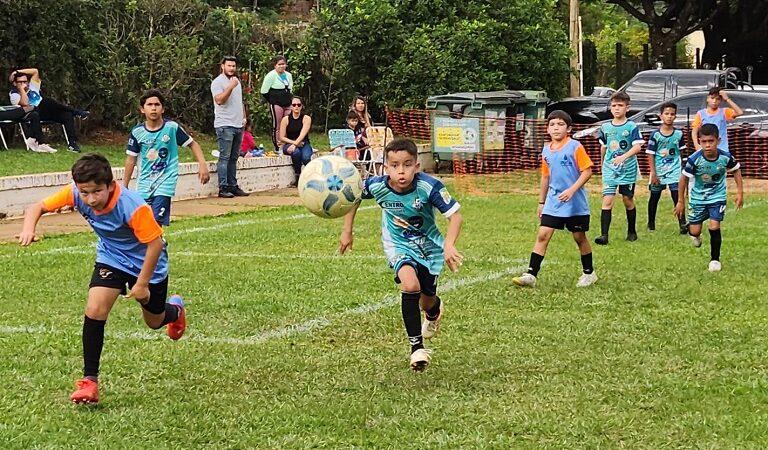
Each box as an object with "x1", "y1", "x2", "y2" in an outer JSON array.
[
  {"x1": 573, "y1": 90, "x2": 768, "y2": 138},
  {"x1": 549, "y1": 68, "x2": 751, "y2": 124}
]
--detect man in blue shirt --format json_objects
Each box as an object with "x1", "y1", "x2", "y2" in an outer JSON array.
[{"x1": 675, "y1": 124, "x2": 744, "y2": 272}]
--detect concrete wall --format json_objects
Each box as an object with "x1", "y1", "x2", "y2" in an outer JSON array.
[{"x1": 0, "y1": 156, "x2": 296, "y2": 218}]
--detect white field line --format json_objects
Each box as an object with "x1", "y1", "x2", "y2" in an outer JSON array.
[
  {"x1": 0, "y1": 264, "x2": 525, "y2": 346},
  {"x1": 0, "y1": 205, "x2": 378, "y2": 258}
]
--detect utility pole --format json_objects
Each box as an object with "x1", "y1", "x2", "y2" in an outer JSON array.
[{"x1": 569, "y1": 0, "x2": 581, "y2": 97}]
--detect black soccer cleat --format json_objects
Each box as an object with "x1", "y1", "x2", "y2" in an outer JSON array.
[
  {"x1": 594, "y1": 235, "x2": 609, "y2": 245},
  {"x1": 626, "y1": 232, "x2": 638, "y2": 242}
]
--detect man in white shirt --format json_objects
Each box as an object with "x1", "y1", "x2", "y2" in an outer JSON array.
[
  {"x1": 211, "y1": 56, "x2": 249, "y2": 198},
  {"x1": 9, "y1": 68, "x2": 89, "y2": 153}
]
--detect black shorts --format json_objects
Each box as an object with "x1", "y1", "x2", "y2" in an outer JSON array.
[
  {"x1": 393, "y1": 261, "x2": 439, "y2": 296},
  {"x1": 89, "y1": 263, "x2": 168, "y2": 314},
  {"x1": 540, "y1": 214, "x2": 590, "y2": 232}
]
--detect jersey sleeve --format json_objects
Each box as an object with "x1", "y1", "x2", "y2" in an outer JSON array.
[
  {"x1": 725, "y1": 107, "x2": 737, "y2": 120},
  {"x1": 41, "y1": 184, "x2": 75, "y2": 211},
  {"x1": 629, "y1": 124, "x2": 644, "y2": 146},
  {"x1": 597, "y1": 125, "x2": 606, "y2": 146},
  {"x1": 9, "y1": 92, "x2": 20, "y2": 106},
  {"x1": 176, "y1": 125, "x2": 193, "y2": 147},
  {"x1": 540, "y1": 154, "x2": 550, "y2": 176},
  {"x1": 428, "y1": 180, "x2": 460, "y2": 218},
  {"x1": 682, "y1": 154, "x2": 697, "y2": 178},
  {"x1": 646, "y1": 132, "x2": 658, "y2": 154},
  {"x1": 361, "y1": 176, "x2": 376, "y2": 200},
  {"x1": 691, "y1": 111, "x2": 702, "y2": 129},
  {"x1": 725, "y1": 152, "x2": 740, "y2": 172},
  {"x1": 259, "y1": 71, "x2": 274, "y2": 94},
  {"x1": 574, "y1": 145, "x2": 593, "y2": 171},
  {"x1": 126, "y1": 129, "x2": 140, "y2": 156},
  {"x1": 127, "y1": 204, "x2": 163, "y2": 244}
]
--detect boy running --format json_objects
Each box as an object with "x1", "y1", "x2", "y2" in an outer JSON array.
[
  {"x1": 339, "y1": 139, "x2": 463, "y2": 372},
  {"x1": 691, "y1": 87, "x2": 742, "y2": 153},
  {"x1": 124, "y1": 89, "x2": 210, "y2": 225},
  {"x1": 594, "y1": 92, "x2": 644, "y2": 245},
  {"x1": 646, "y1": 102, "x2": 688, "y2": 233},
  {"x1": 513, "y1": 110, "x2": 597, "y2": 288},
  {"x1": 18, "y1": 154, "x2": 187, "y2": 404},
  {"x1": 675, "y1": 124, "x2": 743, "y2": 272}
]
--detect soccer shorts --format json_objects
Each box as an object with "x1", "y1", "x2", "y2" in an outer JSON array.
[
  {"x1": 146, "y1": 196, "x2": 172, "y2": 226},
  {"x1": 602, "y1": 183, "x2": 636, "y2": 197},
  {"x1": 649, "y1": 182, "x2": 679, "y2": 193},
  {"x1": 688, "y1": 202, "x2": 726, "y2": 225},
  {"x1": 392, "y1": 257, "x2": 439, "y2": 296},
  {"x1": 540, "y1": 214, "x2": 590, "y2": 232},
  {"x1": 89, "y1": 263, "x2": 169, "y2": 314}
]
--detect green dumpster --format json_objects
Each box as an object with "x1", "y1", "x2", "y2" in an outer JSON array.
[
  {"x1": 425, "y1": 90, "x2": 528, "y2": 164},
  {"x1": 517, "y1": 90, "x2": 550, "y2": 150}
]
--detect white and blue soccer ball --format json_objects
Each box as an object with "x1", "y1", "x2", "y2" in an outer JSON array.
[{"x1": 298, "y1": 155, "x2": 362, "y2": 218}]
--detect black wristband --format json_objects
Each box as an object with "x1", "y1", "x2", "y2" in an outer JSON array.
[{"x1": 538, "y1": 201, "x2": 545, "y2": 205}]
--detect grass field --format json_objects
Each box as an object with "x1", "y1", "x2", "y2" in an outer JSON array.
[
  {"x1": 0, "y1": 131, "x2": 332, "y2": 178},
  {"x1": 1, "y1": 184, "x2": 768, "y2": 448}
]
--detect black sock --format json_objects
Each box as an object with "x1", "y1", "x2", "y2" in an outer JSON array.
[
  {"x1": 648, "y1": 191, "x2": 661, "y2": 226},
  {"x1": 401, "y1": 292, "x2": 423, "y2": 352},
  {"x1": 160, "y1": 303, "x2": 180, "y2": 326},
  {"x1": 600, "y1": 209, "x2": 612, "y2": 236},
  {"x1": 82, "y1": 315, "x2": 106, "y2": 380},
  {"x1": 526, "y1": 252, "x2": 545, "y2": 277},
  {"x1": 670, "y1": 191, "x2": 685, "y2": 226},
  {"x1": 425, "y1": 296, "x2": 441, "y2": 321},
  {"x1": 581, "y1": 253, "x2": 594, "y2": 274},
  {"x1": 709, "y1": 229, "x2": 722, "y2": 261},
  {"x1": 626, "y1": 207, "x2": 637, "y2": 234}
]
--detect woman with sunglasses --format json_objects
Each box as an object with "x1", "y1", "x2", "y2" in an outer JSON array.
[
  {"x1": 260, "y1": 55, "x2": 293, "y2": 152},
  {"x1": 278, "y1": 97, "x2": 313, "y2": 185}
]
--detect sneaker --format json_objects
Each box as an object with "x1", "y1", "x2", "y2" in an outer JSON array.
[
  {"x1": 647, "y1": 223, "x2": 655, "y2": 231},
  {"x1": 409, "y1": 348, "x2": 432, "y2": 372},
  {"x1": 690, "y1": 235, "x2": 702, "y2": 248},
  {"x1": 70, "y1": 378, "x2": 99, "y2": 404},
  {"x1": 626, "y1": 232, "x2": 638, "y2": 242},
  {"x1": 37, "y1": 143, "x2": 57, "y2": 153},
  {"x1": 25, "y1": 137, "x2": 39, "y2": 152},
  {"x1": 218, "y1": 190, "x2": 235, "y2": 198},
  {"x1": 422, "y1": 301, "x2": 444, "y2": 339},
  {"x1": 166, "y1": 295, "x2": 186, "y2": 340},
  {"x1": 679, "y1": 223, "x2": 689, "y2": 235},
  {"x1": 708, "y1": 260, "x2": 722, "y2": 272},
  {"x1": 576, "y1": 272, "x2": 598, "y2": 287},
  {"x1": 594, "y1": 235, "x2": 609, "y2": 245},
  {"x1": 67, "y1": 143, "x2": 81, "y2": 153},
  {"x1": 512, "y1": 273, "x2": 537, "y2": 287},
  {"x1": 230, "y1": 186, "x2": 250, "y2": 197},
  {"x1": 211, "y1": 150, "x2": 220, "y2": 159}
]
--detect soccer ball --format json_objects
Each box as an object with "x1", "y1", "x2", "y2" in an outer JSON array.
[{"x1": 298, "y1": 155, "x2": 362, "y2": 218}]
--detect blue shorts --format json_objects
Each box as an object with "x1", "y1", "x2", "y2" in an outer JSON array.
[
  {"x1": 392, "y1": 257, "x2": 439, "y2": 297},
  {"x1": 602, "y1": 183, "x2": 635, "y2": 198},
  {"x1": 688, "y1": 202, "x2": 726, "y2": 225},
  {"x1": 146, "y1": 196, "x2": 172, "y2": 226},
  {"x1": 649, "y1": 182, "x2": 679, "y2": 193}
]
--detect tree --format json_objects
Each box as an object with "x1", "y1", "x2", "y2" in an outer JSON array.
[{"x1": 606, "y1": 0, "x2": 728, "y2": 65}]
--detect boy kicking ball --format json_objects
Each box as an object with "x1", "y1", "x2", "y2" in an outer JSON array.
[
  {"x1": 18, "y1": 154, "x2": 186, "y2": 404},
  {"x1": 339, "y1": 138, "x2": 463, "y2": 372},
  {"x1": 675, "y1": 124, "x2": 743, "y2": 272},
  {"x1": 513, "y1": 110, "x2": 597, "y2": 288}
]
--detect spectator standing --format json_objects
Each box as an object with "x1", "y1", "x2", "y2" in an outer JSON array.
[
  {"x1": 211, "y1": 56, "x2": 249, "y2": 198},
  {"x1": 260, "y1": 55, "x2": 293, "y2": 152}
]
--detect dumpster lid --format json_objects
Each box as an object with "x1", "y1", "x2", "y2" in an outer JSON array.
[{"x1": 426, "y1": 90, "x2": 527, "y2": 107}]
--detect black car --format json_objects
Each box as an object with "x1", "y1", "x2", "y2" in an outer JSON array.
[
  {"x1": 548, "y1": 68, "x2": 748, "y2": 124},
  {"x1": 573, "y1": 90, "x2": 768, "y2": 138}
]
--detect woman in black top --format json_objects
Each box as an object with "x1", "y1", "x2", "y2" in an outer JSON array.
[{"x1": 279, "y1": 96, "x2": 313, "y2": 182}]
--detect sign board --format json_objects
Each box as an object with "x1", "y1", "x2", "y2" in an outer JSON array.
[{"x1": 432, "y1": 117, "x2": 480, "y2": 153}]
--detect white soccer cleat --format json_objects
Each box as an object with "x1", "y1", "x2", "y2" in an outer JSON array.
[
  {"x1": 25, "y1": 137, "x2": 39, "y2": 152},
  {"x1": 37, "y1": 143, "x2": 57, "y2": 153},
  {"x1": 690, "y1": 235, "x2": 702, "y2": 248},
  {"x1": 512, "y1": 273, "x2": 537, "y2": 287},
  {"x1": 409, "y1": 348, "x2": 432, "y2": 372},
  {"x1": 576, "y1": 272, "x2": 598, "y2": 287},
  {"x1": 422, "y1": 301, "x2": 444, "y2": 339},
  {"x1": 708, "y1": 260, "x2": 722, "y2": 272}
]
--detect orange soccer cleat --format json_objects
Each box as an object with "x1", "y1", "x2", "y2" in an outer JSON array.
[
  {"x1": 166, "y1": 295, "x2": 186, "y2": 341},
  {"x1": 70, "y1": 378, "x2": 99, "y2": 404}
]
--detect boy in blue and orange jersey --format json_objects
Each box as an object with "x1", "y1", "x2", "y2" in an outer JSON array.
[
  {"x1": 691, "y1": 87, "x2": 743, "y2": 153},
  {"x1": 18, "y1": 154, "x2": 186, "y2": 405},
  {"x1": 512, "y1": 110, "x2": 597, "y2": 288}
]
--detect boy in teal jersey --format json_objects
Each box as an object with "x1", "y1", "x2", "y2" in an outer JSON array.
[
  {"x1": 18, "y1": 154, "x2": 187, "y2": 405},
  {"x1": 513, "y1": 110, "x2": 597, "y2": 288},
  {"x1": 595, "y1": 91, "x2": 644, "y2": 245},
  {"x1": 646, "y1": 102, "x2": 688, "y2": 233},
  {"x1": 124, "y1": 89, "x2": 210, "y2": 225},
  {"x1": 675, "y1": 124, "x2": 743, "y2": 272},
  {"x1": 339, "y1": 139, "x2": 463, "y2": 372}
]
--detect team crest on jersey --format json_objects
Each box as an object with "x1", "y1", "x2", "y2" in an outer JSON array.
[
  {"x1": 622, "y1": 130, "x2": 630, "y2": 137},
  {"x1": 440, "y1": 188, "x2": 452, "y2": 204},
  {"x1": 161, "y1": 134, "x2": 170, "y2": 143},
  {"x1": 147, "y1": 149, "x2": 158, "y2": 161},
  {"x1": 412, "y1": 198, "x2": 423, "y2": 210}
]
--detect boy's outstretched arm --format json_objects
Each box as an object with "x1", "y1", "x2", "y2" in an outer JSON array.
[
  {"x1": 443, "y1": 212, "x2": 464, "y2": 273},
  {"x1": 18, "y1": 201, "x2": 47, "y2": 246},
  {"x1": 189, "y1": 140, "x2": 211, "y2": 184},
  {"x1": 339, "y1": 202, "x2": 361, "y2": 254}
]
